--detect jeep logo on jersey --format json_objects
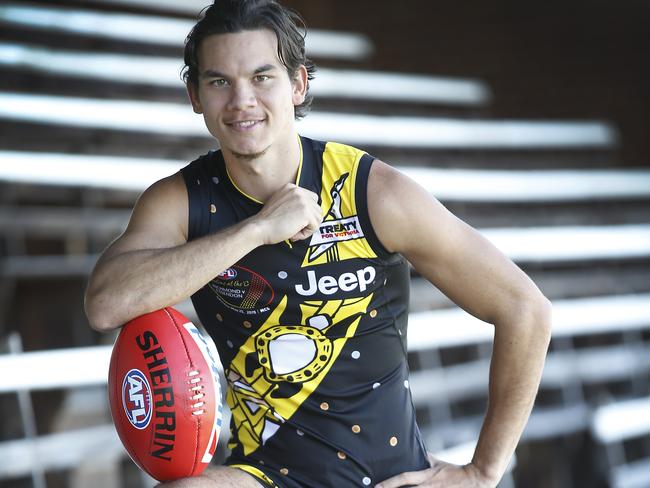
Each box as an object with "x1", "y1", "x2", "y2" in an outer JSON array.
[
  {"x1": 295, "y1": 266, "x2": 376, "y2": 296},
  {"x1": 217, "y1": 268, "x2": 237, "y2": 280},
  {"x1": 122, "y1": 369, "x2": 153, "y2": 430},
  {"x1": 208, "y1": 265, "x2": 275, "y2": 314}
]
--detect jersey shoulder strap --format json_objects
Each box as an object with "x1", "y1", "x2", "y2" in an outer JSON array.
[
  {"x1": 180, "y1": 151, "x2": 218, "y2": 242},
  {"x1": 313, "y1": 141, "x2": 391, "y2": 261}
]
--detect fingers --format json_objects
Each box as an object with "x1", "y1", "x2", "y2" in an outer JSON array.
[
  {"x1": 290, "y1": 209, "x2": 322, "y2": 242},
  {"x1": 255, "y1": 184, "x2": 322, "y2": 245},
  {"x1": 284, "y1": 186, "x2": 322, "y2": 242},
  {"x1": 375, "y1": 468, "x2": 431, "y2": 488},
  {"x1": 290, "y1": 231, "x2": 309, "y2": 242},
  {"x1": 427, "y1": 453, "x2": 443, "y2": 467}
]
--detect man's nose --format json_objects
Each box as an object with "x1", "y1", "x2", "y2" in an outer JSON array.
[{"x1": 227, "y1": 82, "x2": 257, "y2": 111}]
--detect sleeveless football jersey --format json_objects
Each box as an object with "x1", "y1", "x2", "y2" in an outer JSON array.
[{"x1": 181, "y1": 136, "x2": 429, "y2": 488}]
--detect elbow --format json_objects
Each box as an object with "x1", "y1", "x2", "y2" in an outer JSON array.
[
  {"x1": 523, "y1": 292, "x2": 553, "y2": 347},
  {"x1": 496, "y1": 290, "x2": 553, "y2": 347},
  {"x1": 536, "y1": 294, "x2": 553, "y2": 331},
  {"x1": 84, "y1": 285, "x2": 123, "y2": 333}
]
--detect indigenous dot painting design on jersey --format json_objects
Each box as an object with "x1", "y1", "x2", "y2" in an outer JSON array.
[{"x1": 181, "y1": 137, "x2": 429, "y2": 488}]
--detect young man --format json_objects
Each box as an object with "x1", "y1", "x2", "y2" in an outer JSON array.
[{"x1": 85, "y1": 1, "x2": 552, "y2": 487}]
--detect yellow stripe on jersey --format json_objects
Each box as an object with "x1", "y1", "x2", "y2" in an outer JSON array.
[
  {"x1": 226, "y1": 293, "x2": 372, "y2": 456},
  {"x1": 302, "y1": 142, "x2": 377, "y2": 267},
  {"x1": 229, "y1": 463, "x2": 280, "y2": 488}
]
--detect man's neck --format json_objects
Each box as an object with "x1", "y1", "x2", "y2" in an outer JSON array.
[{"x1": 222, "y1": 133, "x2": 302, "y2": 203}]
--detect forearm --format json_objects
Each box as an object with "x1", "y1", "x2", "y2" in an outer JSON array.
[
  {"x1": 471, "y1": 299, "x2": 552, "y2": 484},
  {"x1": 85, "y1": 219, "x2": 263, "y2": 331}
]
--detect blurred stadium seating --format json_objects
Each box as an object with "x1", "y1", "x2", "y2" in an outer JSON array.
[{"x1": 1, "y1": 1, "x2": 649, "y2": 487}]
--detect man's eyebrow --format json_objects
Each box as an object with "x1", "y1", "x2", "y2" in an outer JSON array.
[
  {"x1": 253, "y1": 64, "x2": 277, "y2": 74},
  {"x1": 200, "y1": 69, "x2": 226, "y2": 79},
  {"x1": 200, "y1": 65, "x2": 277, "y2": 79}
]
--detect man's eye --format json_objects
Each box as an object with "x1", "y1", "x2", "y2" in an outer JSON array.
[
  {"x1": 212, "y1": 79, "x2": 228, "y2": 86},
  {"x1": 255, "y1": 75, "x2": 270, "y2": 82}
]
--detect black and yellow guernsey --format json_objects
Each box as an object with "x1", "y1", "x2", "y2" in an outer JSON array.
[{"x1": 181, "y1": 136, "x2": 429, "y2": 488}]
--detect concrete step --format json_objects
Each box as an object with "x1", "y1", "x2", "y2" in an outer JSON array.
[
  {"x1": 0, "y1": 42, "x2": 491, "y2": 108},
  {"x1": 3, "y1": 198, "x2": 650, "y2": 245},
  {"x1": 2, "y1": 253, "x2": 650, "y2": 307},
  {"x1": 410, "y1": 262, "x2": 650, "y2": 311},
  {"x1": 1, "y1": 152, "x2": 646, "y2": 201},
  {"x1": 0, "y1": 119, "x2": 621, "y2": 169},
  {"x1": 408, "y1": 293, "x2": 650, "y2": 351},
  {"x1": 448, "y1": 200, "x2": 650, "y2": 229},
  {"x1": 0, "y1": 3, "x2": 374, "y2": 61},
  {"x1": 0, "y1": 92, "x2": 618, "y2": 150},
  {"x1": 1, "y1": 293, "x2": 647, "y2": 394}
]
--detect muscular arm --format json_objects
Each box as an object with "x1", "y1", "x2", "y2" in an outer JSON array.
[
  {"x1": 85, "y1": 173, "x2": 321, "y2": 332},
  {"x1": 369, "y1": 161, "x2": 552, "y2": 487}
]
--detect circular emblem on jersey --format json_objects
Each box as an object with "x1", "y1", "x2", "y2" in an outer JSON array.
[
  {"x1": 217, "y1": 268, "x2": 238, "y2": 280},
  {"x1": 121, "y1": 369, "x2": 153, "y2": 430},
  {"x1": 208, "y1": 265, "x2": 274, "y2": 314},
  {"x1": 256, "y1": 324, "x2": 333, "y2": 383}
]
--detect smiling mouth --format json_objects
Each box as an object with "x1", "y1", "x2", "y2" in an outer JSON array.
[{"x1": 227, "y1": 119, "x2": 265, "y2": 131}]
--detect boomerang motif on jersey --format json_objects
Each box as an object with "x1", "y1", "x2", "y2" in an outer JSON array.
[{"x1": 307, "y1": 173, "x2": 365, "y2": 263}]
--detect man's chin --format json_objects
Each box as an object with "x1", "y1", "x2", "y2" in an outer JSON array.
[{"x1": 229, "y1": 148, "x2": 267, "y2": 161}]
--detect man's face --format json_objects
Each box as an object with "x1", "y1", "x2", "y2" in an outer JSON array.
[{"x1": 187, "y1": 29, "x2": 307, "y2": 160}]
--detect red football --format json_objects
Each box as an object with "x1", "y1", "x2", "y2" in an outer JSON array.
[{"x1": 108, "y1": 307, "x2": 223, "y2": 481}]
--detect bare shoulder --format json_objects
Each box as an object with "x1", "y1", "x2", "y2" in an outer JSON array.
[
  {"x1": 130, "y1": 172, "x2": 188, "y2": 228},
  {"x1": 367, "y1": 159, "x2": 547, "y2": 322},
  {"x1": 367, "y1": 158, "x2": 452, "y2": 256},
  {"x1": 101, "y1": 172, "x2": 188, "y2": 260}
]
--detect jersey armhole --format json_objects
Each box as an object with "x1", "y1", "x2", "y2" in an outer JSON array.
[
  {"x1": 355, "y1": 153, "x2": 392, "y2": 259},
  {"x1": 180, "y1": 157, "x2": 211, "y2": 242}
]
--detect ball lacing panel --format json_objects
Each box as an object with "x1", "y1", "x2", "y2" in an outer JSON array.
[{"x1": 188, "y1": 370, "x2": 205, "y2": 415}]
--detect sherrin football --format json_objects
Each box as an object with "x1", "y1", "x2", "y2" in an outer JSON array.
[{"x1": 108, "y1": 307, "x2": 223, "y2": 481}]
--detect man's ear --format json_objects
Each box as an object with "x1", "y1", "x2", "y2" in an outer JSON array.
[
  {"x1": 186, "y1": 82, "x2": 203, "y2": 114},
  {"x1": 292, "y1": 65, "x2": 308, "y2": 106}
]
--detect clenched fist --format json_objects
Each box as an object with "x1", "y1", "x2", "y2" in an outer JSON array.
[{"x1": 251, "y1": 183, "x2": 323, "y2": 245}]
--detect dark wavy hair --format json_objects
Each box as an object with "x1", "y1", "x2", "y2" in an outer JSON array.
[{"x1": 182, "y1": 0, "x2": 316, "y2": 119}]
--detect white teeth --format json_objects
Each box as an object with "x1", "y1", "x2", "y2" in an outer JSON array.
[{"x1": 233, "y1": 120, "x2": 257, "y2": 127}]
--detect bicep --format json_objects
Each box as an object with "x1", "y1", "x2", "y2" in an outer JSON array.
[
  {"x1": 99, "y1": 172, "x2": 188, "y2": 263},
  {"x1": 368, "y1": 161, "x2": 542, "y2": 324}
]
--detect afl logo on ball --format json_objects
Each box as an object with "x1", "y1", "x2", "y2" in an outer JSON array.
[{"x1": 122, "y1": 369, "x2": 152, "y2": 430}]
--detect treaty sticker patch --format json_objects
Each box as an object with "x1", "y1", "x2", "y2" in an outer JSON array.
[{"x1": 309, "y1": 216, "x2": 364, "y2": 246}]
